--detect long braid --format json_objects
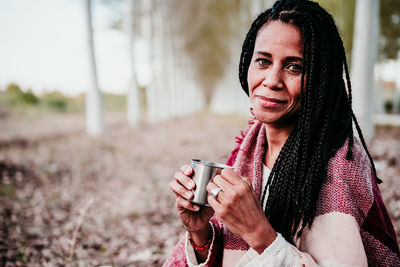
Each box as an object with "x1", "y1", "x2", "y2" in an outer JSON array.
[{"x1": 343, "y1": 46, "x2": 355, "y2": 159}]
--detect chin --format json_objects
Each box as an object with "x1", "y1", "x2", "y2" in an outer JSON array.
[
  {"x1": 254, "y1": 110, "x2": 299, "y2": 127},
  {"x1": 254, "y1": 111, "x2": 278, "y2": 124}
]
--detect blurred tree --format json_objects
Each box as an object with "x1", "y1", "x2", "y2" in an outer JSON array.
[
  {"x1": 125, "y1": 0, "x2": 142, "y2": 126},
  {"x1": 96, "y1": 0, "x2": 143, "y2": 124},
  {"x1": 170, "y1": 0, "x2": 242, "y2": 106},
  {"x1": 4, "y1": 83, "x2": 39, "y2": 105},
  {"x1": 210, "y1": 0, "x2": 272, "y2": 115},
  {"x1": 351, "y1": 0, "x2": 380, "y2": 140},
  {"x1": 21, "y1": 90, "x2": 39, "y2": 105},
  {"x1": 316, "y1": 0, "x2": 355, "y2": 64},
  {"x1": 4, "y1": 83, "x2": 24, "y2": 105},
  {"x1": 140, "y1": 0, "x2": 205, "y2": 121},
  {"x1": 84, "y1": 0, "x2": 105, "y2": 135},
  {"x1": 41, "y1": 91, "x2": 69, "y2": 112},
  {"x1": 94, "y1": 0, "x2": 400, "y2": 121},
  {"x1": 379, "y1": 0, "x2": 400, "y2": 60},
  {"x1": 317, "y1": 0, "x2": 400, "y2": 62},
  {"x1": 99, "y1": 0, "x2": 124, "y2": 30}
]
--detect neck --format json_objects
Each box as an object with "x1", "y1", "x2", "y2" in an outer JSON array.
[{"x1": 264, "y1": 123, "x2": 295, "y2": 169}]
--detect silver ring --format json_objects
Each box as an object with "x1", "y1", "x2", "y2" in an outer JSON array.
[{"x1": 210, "y1": 187, "x2": 222, "y2": 199}]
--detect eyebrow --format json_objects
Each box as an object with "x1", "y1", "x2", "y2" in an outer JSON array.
[
  {"x1": 254, "y1": 51, "x2": 303, "y2": 62},
  {"x1": 255, "y1": 51, "x2": 272, "y2": 57}
]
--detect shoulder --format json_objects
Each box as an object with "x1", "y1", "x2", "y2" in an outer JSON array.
[{"x1": 316, "y1": 138, "x2": 374, "y2": 225}]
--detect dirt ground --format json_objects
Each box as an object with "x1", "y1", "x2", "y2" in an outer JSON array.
[{"x1": 1, "y1": 112, "x2": 399, "y2": 266}]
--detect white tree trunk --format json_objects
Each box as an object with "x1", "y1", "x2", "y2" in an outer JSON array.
[
  {"x1": 158, "y1": 1, "x2": 171, "y2": 120},
  {"x1": 127, "y1": 73, "x2": 142, "y2": 125},
  {"x1": 126, "y1": 0, "x2": 142, "y2": 126},
  {"x1": 138, "y1": 0, "x2": 207, "y2": 121},
  {"x1": 375, "y1": 65, "x2": 384, "y2": 114},
  {"x1": 165, "y1": 13, "x2": 179, "y2": 117},
  {"x1": 84, "y1": 0, "x2": 104, "y2": 136},
  {"x1": 140, "y1": 0, "x2": 155, "y2": 121},
  {"x1": 351, "y1": 0, "x2": 380, "y2": 140},
  {"x1": 143, "y1": 0, "x2": 163, "y2": 122}
]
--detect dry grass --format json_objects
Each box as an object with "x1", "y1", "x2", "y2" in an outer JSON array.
[
  {"x1": 0, "y1": 111, "x2": 399, "y2": 266},
  {"x1": 0, "y1": 112, "x2": 246, "y2": 266}
]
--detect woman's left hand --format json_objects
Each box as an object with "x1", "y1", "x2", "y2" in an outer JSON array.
[{"x1": 207, "y1": 168, "x2": 277, "y2": 253}]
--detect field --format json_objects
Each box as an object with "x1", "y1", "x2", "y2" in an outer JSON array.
[{"x1": 1, "y1": 111, "x2": 400, "y2": 266}]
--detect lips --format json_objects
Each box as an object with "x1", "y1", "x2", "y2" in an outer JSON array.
[{"x1": 256, "y1": 95, "x2": 287, "y2": 108}]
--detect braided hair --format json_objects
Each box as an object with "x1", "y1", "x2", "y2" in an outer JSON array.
[{"x1": 239, "y1": 0, "x2": 380, "y2": 242}]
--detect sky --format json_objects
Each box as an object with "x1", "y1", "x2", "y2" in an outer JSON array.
[
  {"x1": 0, "y1": 0, "x2": 398, "y2": 97},
  {"x1": 0, "y1": 0, "x2": 135, "y2": 96}
]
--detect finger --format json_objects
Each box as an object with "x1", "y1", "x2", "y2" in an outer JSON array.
[
  {"x1": 213, "y1": 174, "x2": 234, "y2": 192},
  {"x1": 176, "y1": 195, "x2": 200, "y2": 212},
  {"x1": 180, "y1": 165, "x2": 193, "y2": 176},
  {"x1": 221, "y1": 168, "x2": 251, "y2": 187},
  {"x1": 206, "y1": 181, "x2": 218, "y2": 194},
  {"x1": 221, "y1": 168, "x2": 242, "y2": 184},
  {"x1": 206, "y1": 182, "x2": 226, "y2": 203},
  {"x1": 174, "y1": 171, "x2": 196, "y2": 190},
  {"x1": 170, "y1": 180, "x2": 194, "y2": 200},
  {"x1": 207, "y1": 193, "x2": 222, "y2": 211}
]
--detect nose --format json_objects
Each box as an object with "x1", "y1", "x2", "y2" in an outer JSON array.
[{"x1": 261, "y1": 67, "x2": 283, "y2": 89}]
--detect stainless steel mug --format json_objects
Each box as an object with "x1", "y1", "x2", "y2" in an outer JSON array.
[{"x1": 190, "y1": 159, "x2": 233, "y2": 206}]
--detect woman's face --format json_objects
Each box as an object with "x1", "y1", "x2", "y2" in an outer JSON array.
[{"x1": 247, "y1": 21, "x2": 303, "y2": 126}]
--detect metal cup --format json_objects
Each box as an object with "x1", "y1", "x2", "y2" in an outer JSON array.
[{"x1": 190, "y1": 159, "x2": 233, "y2": 206}]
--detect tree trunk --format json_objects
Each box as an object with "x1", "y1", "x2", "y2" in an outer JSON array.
[
  {"x1": 143, "y1": 0, "x2": 159, "y2": 122},
  {"x1": 84, "y1": 0, "x2": 104, "y2": 136},
  {"x1": 351, "y1": 0, "x2": 380, "y2": 140},
  {"x1": 126, "y1": 0, "x2": 142, "y2": 126}
]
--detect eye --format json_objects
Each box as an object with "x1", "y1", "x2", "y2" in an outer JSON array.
[
  {"x1": 255, "y1": 58, "x2": 271, "y2": 67},
  {"x1": 287, "y1": 63, "x2": 303, "y2": 74}
]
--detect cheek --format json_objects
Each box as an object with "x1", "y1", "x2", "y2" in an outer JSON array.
[
  {"x1": 247, "y1": 67, "x2": 255, "y2": 91},
  {"x1": 249, "y1": 94, "x2": 256, "y2": 107},
  {"x1": 247, "y1": 63, "x2": 263, "y2": 90},
  {"x1": 288, "y1": 87, "x2": 302, "y2": 112},
  {"x1": 288, "y1": 77, "x2": 302, "y2": 100}
]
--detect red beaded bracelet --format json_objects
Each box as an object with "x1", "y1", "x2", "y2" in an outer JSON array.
[{"x1": 189, "y1": 236, "x2": 211, "y2": 251}]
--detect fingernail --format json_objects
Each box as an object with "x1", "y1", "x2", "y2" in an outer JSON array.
[
  {"x1": 194, "y1": 206, "x2": 200, "y2": 211},
  {"x1": 186, "y1": 192, "x2": 193, "y2": 199},
  {"x1": 189, "y1": 181, "x2": 195, "y2": 189},
  {"x1": 184, "y1": 166, "x2": 191, "y2": 175}
]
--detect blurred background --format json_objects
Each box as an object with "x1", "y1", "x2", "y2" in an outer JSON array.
[{"x1": 0, "y1": 0, "x2": 399, "y2": 266}]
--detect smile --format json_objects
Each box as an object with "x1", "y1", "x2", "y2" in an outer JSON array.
[{"x1": 256, "y1": 95, "x2": 287, "y2": 108}]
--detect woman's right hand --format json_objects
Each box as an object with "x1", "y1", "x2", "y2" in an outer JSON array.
[{"x1": 169, "y1": 165, "x2": 214, "y2": 236}]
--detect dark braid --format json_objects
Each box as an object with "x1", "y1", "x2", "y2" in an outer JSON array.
[{"x1": 239, "y1": 0, "x2": 380, "y2": 242}]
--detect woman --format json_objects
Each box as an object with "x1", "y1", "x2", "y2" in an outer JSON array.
[{"x1": 165, "y1": 0, "x2": 400, "y2": 266}]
